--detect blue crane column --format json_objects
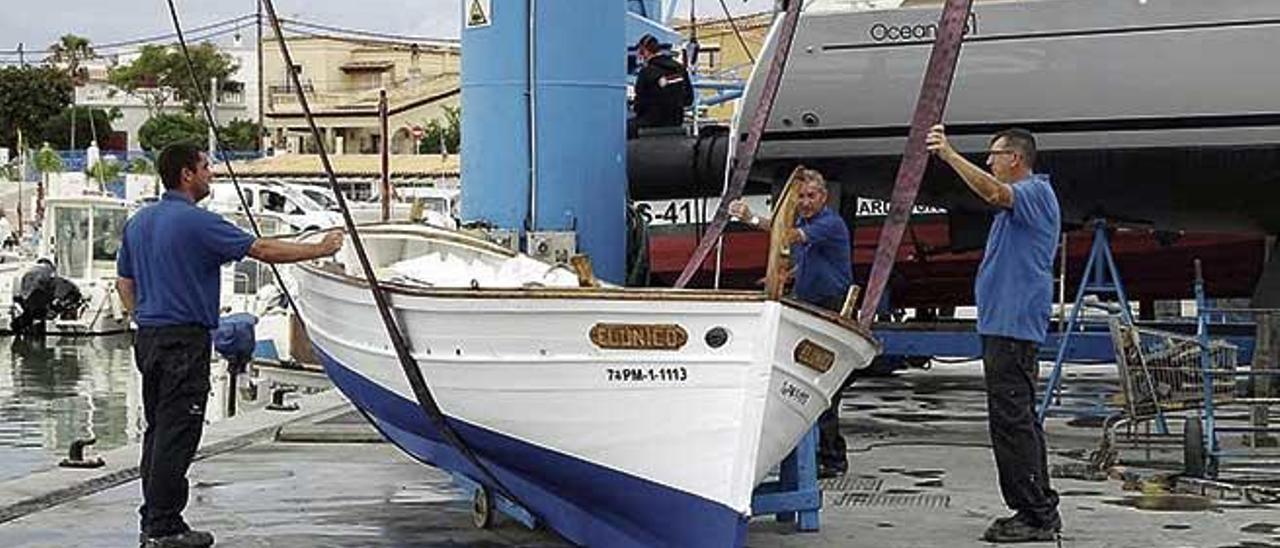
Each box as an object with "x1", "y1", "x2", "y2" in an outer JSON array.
[{"x1": 461, "y1": 1, "x2": 627, "y2": 283}]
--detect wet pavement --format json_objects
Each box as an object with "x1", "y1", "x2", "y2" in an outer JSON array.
[{"x1": 3, "y1": 361, "x2": 1279, "y2": 547}]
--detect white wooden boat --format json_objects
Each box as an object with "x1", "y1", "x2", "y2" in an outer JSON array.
[{"x1": 291, "y1": 211, "x2": 879, "y2": 546}]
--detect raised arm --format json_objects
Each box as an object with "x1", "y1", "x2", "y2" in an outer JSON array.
[{"x1": 926, "y1": 124, "x2": 1014, "y2": 209}]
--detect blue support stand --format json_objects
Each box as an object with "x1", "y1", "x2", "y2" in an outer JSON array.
[
  {"x1": 750, "y1": 426, "x2": 821, "y2": 532},
  {"x1": 1038, "y1": 220, "x2": 1135, "y2": 425}
]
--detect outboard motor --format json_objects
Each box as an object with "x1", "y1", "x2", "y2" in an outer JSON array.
[
  {"x1": 9, "y1": 259, "x2": 57, "y2": 337},
  {"x1": 48, "y1": 277, "x2": 85, "y2": 320}
]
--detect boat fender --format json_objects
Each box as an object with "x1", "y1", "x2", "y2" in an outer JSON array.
[
  {"x1": 58, "y1": 438, "x2": 105, "y2": 469},
  {"x1": 215, "y1": 312, "x2": 258, "y2": 376}
]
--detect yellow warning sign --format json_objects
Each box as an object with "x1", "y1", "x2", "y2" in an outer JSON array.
[{"x1": 466, "y1": 0, "x2": 491, "y2": 29}]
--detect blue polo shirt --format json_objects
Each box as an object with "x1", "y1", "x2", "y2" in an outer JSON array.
[
  {"x1": 117, "y1": 191, "x2": 256, "y2": 329},
  {"x1": 975, "y1": 174, "x2": 1061, "y2": 343},
  {"x1": 791, "y1": 207, "x2": 852, "y2": 305}
]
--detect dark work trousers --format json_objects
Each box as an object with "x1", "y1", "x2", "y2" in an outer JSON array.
[
  {"x1": 818, "y1": 373, "x2": 854, "y2": 471},
  {"x1": 135, "y1": 325, "x2": 212, "y2": 537},
  {"x1": 807, "y1": 293, "x2": 850, "y2": 471},
  {"x1": 981, "y1": 335, "x2": 1060, "y2": 524}
]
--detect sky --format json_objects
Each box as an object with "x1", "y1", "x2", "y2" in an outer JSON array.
[{"x1": 0, "y1": 0, "x2": 777, "y2": 62}]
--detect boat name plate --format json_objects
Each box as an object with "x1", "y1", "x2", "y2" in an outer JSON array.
[
  {"x1": 793, "y1": 339, "x2": 834, "y2": 373},
  {"x1": 590, "y1": 323, "x2": 688, "y2": 350}
]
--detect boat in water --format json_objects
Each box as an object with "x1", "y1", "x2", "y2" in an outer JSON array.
[
  {"x1": 291, "y1": 220, "x2": 879, "y2": 546},
  {"x1": 1, "y1": 195, "x2": 132, "y2": 336}
]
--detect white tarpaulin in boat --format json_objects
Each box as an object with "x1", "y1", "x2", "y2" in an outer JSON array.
[{"x1": 386, "y1": 252, "x2": 582, "y2": 289}]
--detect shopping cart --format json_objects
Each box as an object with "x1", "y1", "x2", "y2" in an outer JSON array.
[
  {"x1": 1102, "y1": 320, "x2": 1238, "y2": 474},
  {"x1": 1102, "y1": 259, "x2": 1280, "y2": 479}
]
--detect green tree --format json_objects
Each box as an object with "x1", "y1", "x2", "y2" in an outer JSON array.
[
  {"x1": 127, "y1": 155, "x2": 155, "y2": 175},
  {"x1": 138, "y1": 113, "x2": 207, "y2": 152},
  {"x1": 219, "y1": 119, "x2": 262, "y2": 151},
  {"x1": 417, "y1": 105, "x2": 460, "y2": 154},
  {"x1": 38, "y1": 106, "x2": 117, "y2": 150},
  {"x1": 0, "y1": 66, "x2": 73, "y2": 149},
  {"x1": 33, "y1": 143, "x2": 64, "y2": 223},
  {"x1": 47, "y1": 34, "x2": 96, "y2": 84},
  {"x1": 108, "y1": 43, "x2": 238, "y2": 116},
  {"x1": 85, "y1": 158, "x2": 123, "y2": 190}
]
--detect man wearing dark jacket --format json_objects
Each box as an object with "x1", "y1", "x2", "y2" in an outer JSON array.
[{"x1": 632, "y1": 34, "x2": 693, "y2": 131}]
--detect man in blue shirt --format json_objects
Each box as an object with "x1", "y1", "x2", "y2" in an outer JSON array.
[
  {"x1": 730, "y1": 167, "x2": 853, "y2": 477},
  {"x1": 116, "y1": 143, "x2": 343, "y2": 548},
  {"x1": 927, "y1": 125, "x2": 1062, "y2": 543}
]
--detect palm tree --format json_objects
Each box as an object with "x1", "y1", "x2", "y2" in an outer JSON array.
[
  {"x1": 48, "y1": 34, "x2": 96, "y2": 84},
  {"x1": 33, "y1": 142, "x2": 64, "y2": 226}
]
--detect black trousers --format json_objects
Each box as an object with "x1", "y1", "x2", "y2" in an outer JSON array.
[
  {"x1": 818, "y1": 376, "x2": 852, "y2": 470},
  {"x1": 806, "y1": 293, "x2": 850, "y2": 470},
  {"x1": 981, "y1": 335, "x2": 1059, "y2": 523},
  {"x1": 135, "y1": 325, "x2": 211, "y2": 537}
]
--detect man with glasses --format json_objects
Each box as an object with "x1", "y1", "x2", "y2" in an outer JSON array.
[{"x1": 926, "y1": 125, "x2": 1062, "y2": 543}]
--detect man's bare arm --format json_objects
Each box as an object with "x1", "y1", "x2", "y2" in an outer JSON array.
[
  {"x1": 116, "y1": 277, "x2": 135, "y2": 315},
  {"x1": 247, "y1": 231, "x2": 343, "y2": 264},
  {"x1": 727, "y1": 199, "x2": 772, "y2": 232},
  {"x1": 925, "y1": 125, "x2": 1014, "y2": 209}
]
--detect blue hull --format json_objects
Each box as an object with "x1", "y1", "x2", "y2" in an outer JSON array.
[{"x1": 317, "y1": 347, "x2": 749, "y2": 547}]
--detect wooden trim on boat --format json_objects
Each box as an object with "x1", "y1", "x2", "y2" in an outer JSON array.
[{"x1": 779, "y1": 297, "x2": 878, "y2": 341}]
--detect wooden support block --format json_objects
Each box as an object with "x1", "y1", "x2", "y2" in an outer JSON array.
[
  {"x1": 569, "y1": 255, "x2": 600, "y2": 288},
  {"x1": 840, "y1": 285, "x2": 861, "y2": 321}
]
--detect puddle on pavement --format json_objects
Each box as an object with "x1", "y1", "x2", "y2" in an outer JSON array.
[
  {"x1": 1243, "y1": 523, "x2": 1280, "y2": 535},
  {"x1": 899, "y1": 469, "x2": 945, "y2": 479},
  {"x1": 915, "y1": 479, "x2": 944, "y2": 488},
  {"x1": 1163, "y1": 524, "x2": 1193, "y2": 531},
  {"x1": 1059, "y1": 490, "x2": 1105, "y2": 497},
  {"x1": 869, "y1": 412, "x2": 986, "y2": 423},
  {"x1": 1066, "y1": 415, "x2": 1110, "y2": 428},
  {"x1": 882, "y1": 488, "x2": 922, "y2": 495},
  {"x1": 1103, "y1": 494, "x2": 1215, "y2": 512}
]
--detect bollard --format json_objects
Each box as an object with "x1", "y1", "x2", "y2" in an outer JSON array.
[
  {"x1": 59, "y1": 438, "x2": 106, "y2": 468},
  {"x1": 266, "y1": 387, "x2": 299, "y2": 412}
]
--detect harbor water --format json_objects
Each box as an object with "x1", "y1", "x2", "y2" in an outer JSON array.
[
  {"x1": 0, "y1": 334, "x2": 246, "y2": 483},
  {"x1": 0, "y1": 335, "x2": 137, "y2": 482}
]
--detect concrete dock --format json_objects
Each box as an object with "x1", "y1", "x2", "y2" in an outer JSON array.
[{"x1": 2, "y1": 363, "x2": 1278, "y2": 547}]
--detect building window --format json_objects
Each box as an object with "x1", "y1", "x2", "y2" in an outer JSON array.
[{"x1": 285, "y1": 65, "x2": 303, "y2": 90}]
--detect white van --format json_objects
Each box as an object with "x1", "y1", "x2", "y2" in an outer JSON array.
[
  {"x1": 293, "y1": 183, "x2": 459, "y2": 230},
  {"x1": 208, "y1": 180, "x2": 341, "y2": 232}
]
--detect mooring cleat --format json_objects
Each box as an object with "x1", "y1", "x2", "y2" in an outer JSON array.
[{"x1": 58, "y1": 438, "x2": 105, "y2": 469}]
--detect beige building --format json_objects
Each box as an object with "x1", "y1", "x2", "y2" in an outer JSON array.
[
  {"x1": 673, "y1": 12, "x2": 773, "y2": 122},
  {"x1": 263, "y1": 34, "x2": 460, "y2": 156}
]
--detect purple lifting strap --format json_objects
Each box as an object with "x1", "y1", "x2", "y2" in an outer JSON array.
[{"x1": 859, "y1": 0, "x2": 974, "y2": 328}]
